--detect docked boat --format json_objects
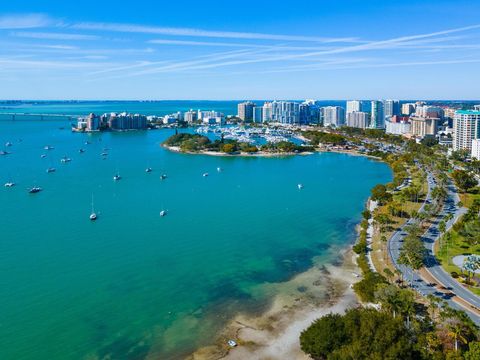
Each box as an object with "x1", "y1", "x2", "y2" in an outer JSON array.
[
  {"x1": 160, "y1": 210, "x2": 167, "y2": 217},
  {"x1": 29, "y1": 187, "x2": 42, "y2": 194},
  {"x1": 46, "y1": 167, "x2": 56, "y2": 173},
  {"x1": 297, "y1": 184, "x2": 304, "y2": 189},
  {"x1": 145, "y1": 167, "x2": 152, "y2": 173},
  {"x1": 227, "y1": 340, "x2": 237, "y2": 347},
  {"x1": 4, "y1": 182, "x2": 15, "y2": 187},
  {"x1": 113, "y1": 174, "x2": 121, "y2": 181}
]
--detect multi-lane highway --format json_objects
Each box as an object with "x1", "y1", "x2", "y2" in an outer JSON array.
[{"x1": 387, "y1": 168, "x2": 480, "y2": 325}]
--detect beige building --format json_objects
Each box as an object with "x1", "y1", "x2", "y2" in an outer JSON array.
[{"x1": 409, "y1": 116, "x2": 439, "y2": 137}]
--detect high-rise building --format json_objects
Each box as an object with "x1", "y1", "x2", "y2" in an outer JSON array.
[
  {"x1": 262, "y1": 102, "x2": 272, "y2": 122},
  {"x1": 253, "y1": 106, "x2": 263, "y2": 123},
  {"x1": 86, "y1": 113, "x2": 100, "y2": 131},
  {"x1": 346, "y1": 100, "x2": 363, "y2": 114},
  {"x1": 322, "y1": 106, "x2": 345, "y2": 127},
  {"x1": 453, "y1": 110, "x2": 480, "y2": 151},
  {"x1": 370, "y1": 101, "x2": 385, "y2": 129},
  {"x1": 383, "y1": 100, "x2": 400, "y2": 118},
  {"x1": 415, "y1": 105, "x2": 444, "y2": 119},
  {"x1": 409, "y1": 117, "x2": 439, "y2": 138},
  {"x1": 184, "y1": 110, "x2": 198, "y2": 123},
  {"x1": 346, "y1": 111, "x2": 370, "y2": 129},
  {"x1": 271, "y1": 101, "x2": 300, "y2": 124},
  {"x1": 299, "y1": 101, "x2": 320, "y2": 125},
  {"x1": 107, "y1": 112, "x2": 147, "y2": 130},
  {"x1": 401, "y1": 103, "x2": 416, "y2": 116},
  {"x1": 237, "y1": 101, "x2": 256, "y2": 122}
]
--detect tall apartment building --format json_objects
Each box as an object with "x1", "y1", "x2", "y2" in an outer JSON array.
[
  {"x1": 346, "y1": 111, "x2": 370, "y2": 129},
  {"x1": 370, "y1": 100, "x2": 385, "y2": 129},
  {"x1": 415, "y1": 105, "x2": 444, "y2": 119},
  {"x1": 271, "y1": 101, "x2": 300, "y2": 124},
  {"x1": 401, "y1": 103, "x2": 416, "y2": 116},
  {"x1": 262, "y1": 102, "x2": 272, "y2": 122},
  {"x1": 253, "y1": 106, "x2": 263, "y2": 123},
  {"x1": 106, "y1": 112, "x2": 147, "y2": 130},
  {"x1": 237, "y1": 101, "x2": 256, "y2": 122},
  {"x1": 184, "y1": 110, "x2": 198, "y2": 123},
  {"x1": 453, "y1": 110, "x2": 480, "y2": 151},
  {"x1": 322, "y1": 106, "x2": 345, "y2": 127},
  {"x1": 346, "y1": 100, "x2": 363, "y2": 114},
  {"x1": 384, "y1": 100, "x2": 400, "y2": 118}
]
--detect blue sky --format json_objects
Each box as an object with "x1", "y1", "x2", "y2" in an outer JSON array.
[{"x1": 1, "y1": 0, "x2": 480, "y2": 100}]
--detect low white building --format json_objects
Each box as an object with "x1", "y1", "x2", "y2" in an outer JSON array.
[{"x1": 472, "y1": 139, "x2": 480, "y2": 159}]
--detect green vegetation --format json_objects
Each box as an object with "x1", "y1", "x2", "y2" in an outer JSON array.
[
  {"x1": 437, "y1": 196, "x2": 480, "y2": 294},
  {"x1": 260, "y1": 141, "x2": 314, "y2": 153},
  {"x1": 302, "y1": 131, "x2": 346, "y2": 145},
  {"x1": 301, "y1": 285, "x2": 480, "y2": 360},
  {"x1": 452, "y1": 170, "x2": 477, "y2": 193}
]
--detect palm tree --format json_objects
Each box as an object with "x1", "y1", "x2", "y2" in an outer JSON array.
[{"x1": 448, "y1": 322, "x2": 468, "y2": 352}]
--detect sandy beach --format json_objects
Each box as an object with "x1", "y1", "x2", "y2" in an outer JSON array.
[{"x1": 188, "y1": 249, "x2": 360, "y2": 360}]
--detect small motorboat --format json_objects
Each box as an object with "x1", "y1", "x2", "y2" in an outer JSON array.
[
  {"x1": 227, "y1": 340, "x2": 237, "y2": 348},
  {"x1": 297, "y1": 184, "x2": 304, "y2": 190},
  {"x1": 90, "y1": 213, "x2": 97, "y2": 221},
  {"x1": 160, "y1": 174, "x2": 167, "y2": 180},
  {"x1": 79, "y1": 148, "x2": 85, "y2": 153},
  {"x1": 40, "y1": 154, "x2": 47, "y2": 158},
  {"x1": 160, "y1": 210, "x2": 167, "y2": 217},
  {"x1": 85, "y1": 141, "x2": 91, "y2": 145},
  {"x1": 60, "y1": 156, "x2": 71, "y2": 163},
  {"x1": 44, "y1": 145, "x2": 54, "y2": 150},
  {"x1": 5, "y1": 142, "x2": 12, "y2": 147},
  {"x1": 4, "y1": 182, "x2": 15, "y2": 187},
  {"x1": 113, "y1": 174, "x2": 121, "y2": 181},
  {"x1": 29, "y1": 186, "x2": 42, "y2": 194},
  {"x1": 217, "y1": 167, "x2": 222, "y2": 172},
  {"x1": 145, "y1": 167, "x2": 152, "y2": 173},
  {"x1": 46, "y1": 167, "x2": 56, "y2": 173},
  {"x1": 203, "y1": 173, "x2": 209, "y2": 177},
  {"x1": 0, "y1": 150, "x2": 10, "y2": 156},
  {"x1": 101, "y1": 152, "x2": 108, "y2": 156}
]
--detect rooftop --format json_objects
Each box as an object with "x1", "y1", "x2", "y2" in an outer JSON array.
[{"x1": 455, "y1": 110, "x2": 480, "y2": 115}]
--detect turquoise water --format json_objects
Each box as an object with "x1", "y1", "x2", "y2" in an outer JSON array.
[{"x1": 0, "y1": 117, "x2": 391, "y2": 359}]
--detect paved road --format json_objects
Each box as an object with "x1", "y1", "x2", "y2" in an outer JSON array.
[{"x1": 387, "y1": 168, "x2": 480, "y2": 325}]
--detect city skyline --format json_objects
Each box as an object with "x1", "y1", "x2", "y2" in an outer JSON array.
[{"x1": 1, "y1": 0, "x2": 480, "y2": 99}]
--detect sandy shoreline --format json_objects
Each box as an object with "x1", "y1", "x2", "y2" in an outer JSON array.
[{"x1": 187, "y1": 249, "x2": 360, "y2": 360}]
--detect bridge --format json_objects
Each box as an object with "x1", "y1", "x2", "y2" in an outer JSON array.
[{"x1": 0, "y1": 113, "x2": 81, "y2": 122}]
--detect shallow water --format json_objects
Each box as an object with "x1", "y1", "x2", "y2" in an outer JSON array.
[{"x1": 0, "y1": 117, "x2": 390, "y2": 359}]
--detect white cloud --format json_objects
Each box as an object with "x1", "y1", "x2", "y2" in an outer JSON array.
[
  {"x1": 10, "y1": 31, "x2": 99, "y2": 40},
  {"x1": 0, "y1": 13, "x2": 54, "y2": 29},
  {"x1": 72, "y1": 21, "x2": 361, "y2": 43}
]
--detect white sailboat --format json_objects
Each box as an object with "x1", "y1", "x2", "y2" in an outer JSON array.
[{"x1": 90, "y1": 195, "x2": 97, "y2": 221}]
